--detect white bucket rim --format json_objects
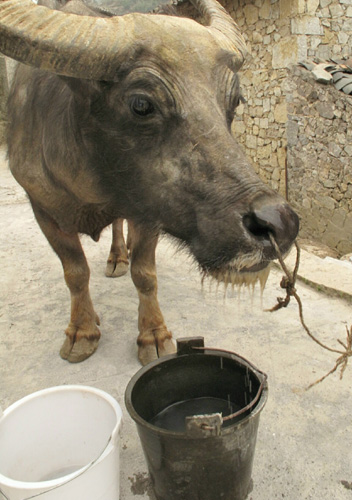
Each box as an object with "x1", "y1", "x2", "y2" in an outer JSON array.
[{"x1": 0, "y1": 385, "x2": 122, "y2": 491}]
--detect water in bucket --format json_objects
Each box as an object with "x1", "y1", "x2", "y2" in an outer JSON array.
[{"x1": 150, "y1": 396, "x2": 242, "y2": 432}]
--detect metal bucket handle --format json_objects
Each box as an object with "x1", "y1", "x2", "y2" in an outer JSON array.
[{"x1": 177, "y1": 338, "x2": 268, "y2": 436}]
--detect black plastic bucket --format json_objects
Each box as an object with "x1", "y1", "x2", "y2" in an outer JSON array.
[{"x1": 125, "y1": 338, "x2": 268, "y2": 500}]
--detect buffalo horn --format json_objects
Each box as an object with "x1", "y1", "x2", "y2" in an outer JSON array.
[
  {"x1": 0, "y1": 0, "x2": 246, "y2": 79},
  {"x1": 190, "y1": 0, "x2": 247, "y2": 67},
  {"x1": 0, "y1": 0, "x2": 134, "y2": 79}
]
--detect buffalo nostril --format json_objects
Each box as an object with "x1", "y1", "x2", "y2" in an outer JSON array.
[
  {"x1": 243, "y1": 203, "x2": 299, "y2": 253},
  {"x1": 243, "y1": 212, "x2": 273, "y2": 240}
]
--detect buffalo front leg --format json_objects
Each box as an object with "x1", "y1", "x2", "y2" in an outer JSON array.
[
  {"x1": 129, "y1": 222, "x2": 175, "y2": 365},
  {"x1": 31, "y1": 204, "x2": 100, "y2": 362},
  {"x1": 105, "y1": 218, "x2": 129, "y2": 278}
]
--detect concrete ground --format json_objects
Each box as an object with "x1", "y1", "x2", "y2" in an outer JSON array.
[{"x1": 1, "y1": 146, "x2": 352, "y2": 500}]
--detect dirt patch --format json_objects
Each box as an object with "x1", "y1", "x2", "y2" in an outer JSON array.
[
  {"x1": 341, "y1": 480, "x2": 352, "y2": 491},
  {"x1": 129, "y1": 472, "x2": 154, "y2": 497}
]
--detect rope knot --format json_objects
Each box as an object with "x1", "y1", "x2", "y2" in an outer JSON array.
[{"x1": 280, "y1": 276, "x2": 296, "y2": 295}]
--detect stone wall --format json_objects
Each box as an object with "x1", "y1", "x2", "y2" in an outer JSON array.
[
  {"x1": 222, "y1": 0, "x2": 352, "y2": 253},
  {"x1": 286, "y1": 65, "x2": 352, "y2": 254}
]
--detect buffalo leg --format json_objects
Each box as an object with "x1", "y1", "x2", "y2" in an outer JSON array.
[
  {"x1": 128, "y1": 221, "x2": 175, "y2": 365},
  {"x1": 105, "y1": 218, "x2": 129, "y2": 278},
  {"x1": 31, "y1": 203, "x2": 100, "y2": 362}
]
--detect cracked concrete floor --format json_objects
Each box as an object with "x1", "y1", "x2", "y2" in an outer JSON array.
[{"x1": 0, "y1": 148, "x2": 352, "y2": 499}]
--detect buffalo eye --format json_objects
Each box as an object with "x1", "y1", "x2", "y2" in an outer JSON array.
[{"x1": 130, "y1": 95, "x2": 155, "y2": 117}]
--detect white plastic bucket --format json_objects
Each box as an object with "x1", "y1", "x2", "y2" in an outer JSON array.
[{"x1": 0, "y1": 385, "x2": 122, "y2": 500}]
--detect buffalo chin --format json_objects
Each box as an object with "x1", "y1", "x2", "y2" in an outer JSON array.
[{"x1": 208, "y1": 263, "x2": 271, "y2": 291}]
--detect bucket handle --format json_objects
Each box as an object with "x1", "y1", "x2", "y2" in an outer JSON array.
[{"x1": 192, "y1": 345, "x2": 268, "y2": 427}]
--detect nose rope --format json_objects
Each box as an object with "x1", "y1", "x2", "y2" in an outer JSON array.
[{"x1": 268, "y1": 234, "x2": 352, "y2": 390}]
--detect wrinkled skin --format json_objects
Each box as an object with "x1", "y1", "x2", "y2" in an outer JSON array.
[{"x1": 6, "y1": 0, "x2": 299, "y2": 364}]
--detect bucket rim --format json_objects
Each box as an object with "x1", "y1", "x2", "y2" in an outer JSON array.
[
  {"x1": 0, "y1": 385, "x2": 122, "y2": 491},
  {"x1": 125, "y1": 348, "x2": 268, "y2": 438}
]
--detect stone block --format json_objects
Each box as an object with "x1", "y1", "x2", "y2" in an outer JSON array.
[
  {"x1": 302, "y1": 198, "x2": 312, "y2": 209},
  {"x1": 307, "y1": 0, "x2": 320, "y2": 12},
  {"x1": 280, "y1": 0, "x2": 305, "y2": 17},
  {"x1": 320, "y1": 0, "x2": 332, "y2": 7},
  {"x1": 260, "y1": 118, "x2": 269, "y2": 129},
  {"x1": 322, "y1": 178, "x2": 337, "y2": 188},
  {"x1": 316, "y1": 44, "x2": 332, "y2": 59},
  {"x1": 321, "y1": 221, "x2": 343, "y2": 248},
  {"x1": 243, "y1": 4, "x2": 259, "y2": 24},
  {"x1": 246, "y1": 135, "x2": 257, "y2": 149},
  {"x1": 263, "y1": 98, "x2": 271, "y2": 113},
  {"x1": 343, "y1": 213, "x2": 352, "y2": 233},
  {"x1": 342, "y1": 18, "x2": 352, "y2": 30},
  {"x1": 277, "y1": 147, "x2": 287, "y2": 167},
  {"x1": 338, "y1": 31, "x2": 349, "y2": 44},
  {"x1": 332, "y1": 208, "x2": 347, "y2": 228},
  {"x1": 232, "y1": 121, "x2": 246, "y2": 136},
  {"x1": 269, "y1": 153, "x2": 278, "y2": 167},
  {"x1": 286, "y1": 120, "x2": 299, "y2": 146},
  {"x1": 316, "y1": 194, "x2": 337, "y2": 210},
  {"x1": 344, "y1": 145, "x2": 352, "y2": 156},
  {"x1": 310, "y1": 36, "x2": 322, "y2": 49},
  {"x1": 329, "y1": 3, "x2": 344, "y2": 15},
  {"x1": 274, "y1": 102, "x2": 288, "y2": 123},
  {"x1": 271, "y1": 0, "x2": 281, "y2": 19},
  {"x1": 291, "y1": 16, "x2": 323, "y2": 35},
  {"x1": 272, "y1": 167, "x2": 281, "y2": 180},
  {"x1": 259, "y1": 0, "x2": 271, "y2": 18},
  {"x1": 328, "y1": 142, "x2": 342, "y2": 157},
  {"x1": 272, "y1": 36, "x2": 307, "y2": 69},
  {"x1": 315, "y1": 102, "x2": 334, "y2": 119},
  {"x1": 323, "y1": 27, "x2": 337, "y2": 45},
  {"x1": 252, "y1": 31, "x2": 263, "y2": 43},
  {"x1": 257, "y1": 144, "x2": 272, "y2": 158}
]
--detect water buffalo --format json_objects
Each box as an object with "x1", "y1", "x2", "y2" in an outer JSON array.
[{"x1": 0, "y1": 0, "x2": 299, "y2": 364}]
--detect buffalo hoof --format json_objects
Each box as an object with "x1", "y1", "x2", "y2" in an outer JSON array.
[
  {"x1": 157, "y1": 338, "x2": 176, "y2": 357},
  {"x1": 138, "y1": 344, "x2": 159, "y2": 365},
  {"x1": 138, "y1": 338, "x2": 176, "y2": 366},
  {"x1": 60, "y1": 337, "x2": 100, "y2": 363},
  {"x1": 60, "y1": 326, "x2": 100, "y2": 363},
  {"x1": 105, "y1": 259, "x2": 129, "y2": 278}
]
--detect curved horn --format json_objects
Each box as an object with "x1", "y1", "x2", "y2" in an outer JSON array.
[
  {"x1": 190, "y1": 0, "x2": 247, "y2": 67},
  {"x1": 0, "y1": 0, "x2": 135, "y2": 79},
  {"x1": 0, "y1": 0, "x2": 246, "y2": 79}
]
